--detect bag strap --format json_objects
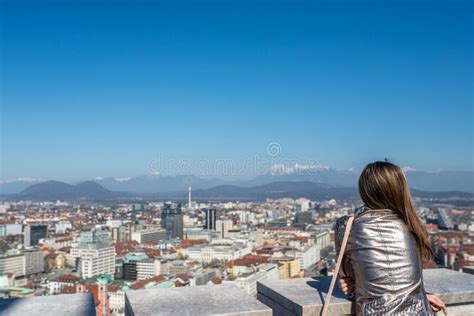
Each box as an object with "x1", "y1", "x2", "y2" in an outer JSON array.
[{"x1": 321, "y1": 215, "x2": 354, "y2": 316}]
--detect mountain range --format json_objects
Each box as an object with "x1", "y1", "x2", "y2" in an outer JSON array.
[
  {"x1": 1, "y1": 168, "x2": 473, "y2": 195},
  {"x1": 15, "y1": 181, "x2": 131, "y2": 201},
  {"x1": 1, "y1": 177, "x2": 473, "y2": 202}
]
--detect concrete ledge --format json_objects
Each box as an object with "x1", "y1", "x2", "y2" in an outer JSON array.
[
  {"x1": 463, "y1": 266, "x2": 474, "y2": 275},
  {"x1": 125, "y1": 283, "x2": 272, "y2": 316},
  {"x1": 257, "y1": 269, "x2": 474, "y2": 316},
  {"x1": 0, "y1": 293, "x2": 95, "y2": 316}
]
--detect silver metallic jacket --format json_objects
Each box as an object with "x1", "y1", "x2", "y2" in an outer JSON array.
[{"x1": 335, "y1": 206, "x2": 434, "y2": 315}]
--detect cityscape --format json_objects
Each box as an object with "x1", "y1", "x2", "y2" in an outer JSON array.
[
  {"x1": 0, "y1": 180, "x2": 472, "y2": 314},
  {"x1": 1, "y1": 0, "x2": 473, "y2": 315}
]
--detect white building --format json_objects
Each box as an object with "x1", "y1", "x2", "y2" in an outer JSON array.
[
  {"x1": 136, "y1": 259, "x2": 162, "y2": 280},
  {"x1": 48, "y1": 274, "x2": 79, "y2": 295},
  {"x1": 55, "y1": 221, "x2": 72, "y2": 234},
  {"x1": 236, "y1": 211, "x2": 256, "y2": 224},
  {"x1": 0, "y1": 252, "x2": 24, "y2": 277},
  {"x1": 234, "y1": 263, "x2": 279, "y2": 296},
  {"x1": 185, "y1": 242, "x2": 252, "y2": 263},
  {"x1": 71, "y1": 245, "x2": 115, "y2": 279},
  {"x1": 215, "y1": 219, "x2": 232, "y2": 239},
  {"x1": 23, "y1": 248, "x2": 43, "y2": 275},
  {"x1": 71, "y1": 229, "x2": 115, "y2": 279},
  {"x1": 5, "y1": 224, "x2": 22, "y2": 236},
  {"x1": 287, "y1": 244, "x2": 320, "y2": 270},
  {"x1": 131, "y1": 228, "x2": 166, "y2": 244},
  {"x1": 0, "y1": 203, "x2": 9, "y2": 214},
  {"x1": 0, "y1": 248, "x2": 43, "y2": 277},
  {"x1": 314, "y1": 230, "x2": 331, "y2": 249}
]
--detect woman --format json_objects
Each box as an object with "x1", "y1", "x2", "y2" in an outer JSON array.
[{"x1": 335, "y1": 161, "x2": 447, "y2": 315}]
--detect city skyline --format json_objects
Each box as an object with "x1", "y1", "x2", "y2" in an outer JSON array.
[{"x1": 2, "y1": 0, "x2": 473, "y2": 180}]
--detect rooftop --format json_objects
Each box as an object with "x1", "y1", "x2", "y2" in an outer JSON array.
[
  {"x1": 258, "y1": 268, "x2": 474, "y2": 315},
  {"x1": 0, "y1": 268, "x2": 473, "y2": 315},
  {"x1": 125, "y1": 283, "x2": 271, "y2": 316}
]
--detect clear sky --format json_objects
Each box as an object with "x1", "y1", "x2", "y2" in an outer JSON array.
[{"x1": 1, "y1": 0, "x2": 473, "y2": 180}]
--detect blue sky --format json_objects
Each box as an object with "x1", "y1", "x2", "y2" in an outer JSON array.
[{"x1": 1, "y1": 0, "x2": 473, "y2": 180}]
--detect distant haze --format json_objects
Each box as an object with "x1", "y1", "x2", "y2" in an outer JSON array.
[{"x1": 1, "y1": 168, "x2": 473, "y2": 195}]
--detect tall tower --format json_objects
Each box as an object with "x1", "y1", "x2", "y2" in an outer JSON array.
[
  {"x1": 203, "y1": 208, "x2": 218, "y2": 230},
  {"x1": 188, "y1": 185, "x2": 192, "y2": 209}
]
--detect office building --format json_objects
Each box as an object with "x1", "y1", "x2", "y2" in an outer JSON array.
[
  {"x1": 0, "y1": 248, "x2": 43, "y2": 277},
  {"x1": 71, "y1": 229, "x2": 115, "y2": 279},
  {"x1": 4, "y1": 224, "x2": 22, "y2": 236},
  {"x1": 24, "y1": 224, "x2": 48, "y2": 247},
  {"x1": 0, "y1": 251, "x2": 25, "y2": 277},
  {"x1": 161, "y1": 202, "x2": 183, "y2": 239},
  {"x1": 295, "y1": 212, "x2": 313, "y2": 226},
  {"x1": 123, "y1": 253, "x2": 148, "y2": 281},
  {"x1": 23, "y1": 248, "x2": 43, "y2": 275},
  {"x1": 216, "y1": 219, "x2": 232, "y2": 238},
  {"x1": 131, "y1": 228, "x2": 166, "y2": 244},
  {"x1": 136, "y1": 259, "x2": 162, "y2": 280},
  {"x1": 203, "y1": 208, "x2": 218, "y2": 230},
  {"x1": 287, "y1": 244, "x2": 320, "y2": 270}
]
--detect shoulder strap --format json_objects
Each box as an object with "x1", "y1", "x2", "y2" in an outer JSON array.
[{"x1": 321, "y1": 215, "x2": 354, "y2": 316}]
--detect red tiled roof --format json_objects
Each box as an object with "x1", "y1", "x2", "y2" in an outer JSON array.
[
  {"x1": 231, "y1": 254, "x2": 269, "y2": 267},
  {"x1": 52, "y1": 273, "x2": 80, "y2": 283},
  {"x1": 143, "y1": 248, "x2": 161, "y2": 257},
  {"x1": 144, "y1": 240, "x2": 159, "y2": 246},
  {"x1": 113, "y1": 240, "x2": 138, "y2": 257},
  {"x1": 130, "y1": 275, "x2": 165, "y2": 290},
  {"x1": 174, "y1": 274, "x2": 192, "y2": 287},
  {"x1": 107, "y1": 284, "x2": 120, "y2": 293},
  {"x1": 293, "y1": 236, "x2": 309, "y2": 243},
  {"x1": 179, "y1": 239, "x2": 208, "y2": 249}
]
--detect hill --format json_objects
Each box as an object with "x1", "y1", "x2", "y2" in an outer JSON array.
[{"x1": 17, "y1": 181, "x2": 131, "y2": 201}]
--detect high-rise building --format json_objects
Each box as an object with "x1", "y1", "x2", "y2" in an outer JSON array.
[
  {"x1": 203, "y1": 208, "x2": 218, "y2": 230},
  {"x1": 188, "y1": 185, "x2": 193, "y2": 209},
  {"x1": 216, "y1": 219, "x2": 232, "y2": 238},
  {"x1": 23, "y1": 248, "x2": 43, "y2": 275},
  {"x1": 294, "y1": 212, "x2": 313, "y2": 227},
  {"x1": 160, "y1": 202, "x2": 183, "y2": 239},
  {"x1": 24, "y1": 224, "x2": 48, "y2": 247},
  {"x1": 71, "y1": 229, "x2": 115, "y2": 279}
]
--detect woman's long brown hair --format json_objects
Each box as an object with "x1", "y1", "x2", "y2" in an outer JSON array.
[{"x1": 358, "y1": 161, "x2": 434, "y2": 261}]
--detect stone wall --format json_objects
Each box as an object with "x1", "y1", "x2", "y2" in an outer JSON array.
[{"x1": 257, "y1": 269, "x2": 474, "y2": 316}]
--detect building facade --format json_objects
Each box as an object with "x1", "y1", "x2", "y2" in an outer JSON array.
[
  {"x1": 24, "y1": 224, "x2": 48, "y2": 247},
  {"x1": 71, "y1": 229, "x2": 115, "y2": 279},
  {"x1": 203, "y1": 208, "x2": 218, "y2": 230},
  {"x1": 161, "y1": 202, "x2": 183, "y2": 239},
  {"x1": 131, "y1": 228, "x2": 166, "y2": 244}
]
